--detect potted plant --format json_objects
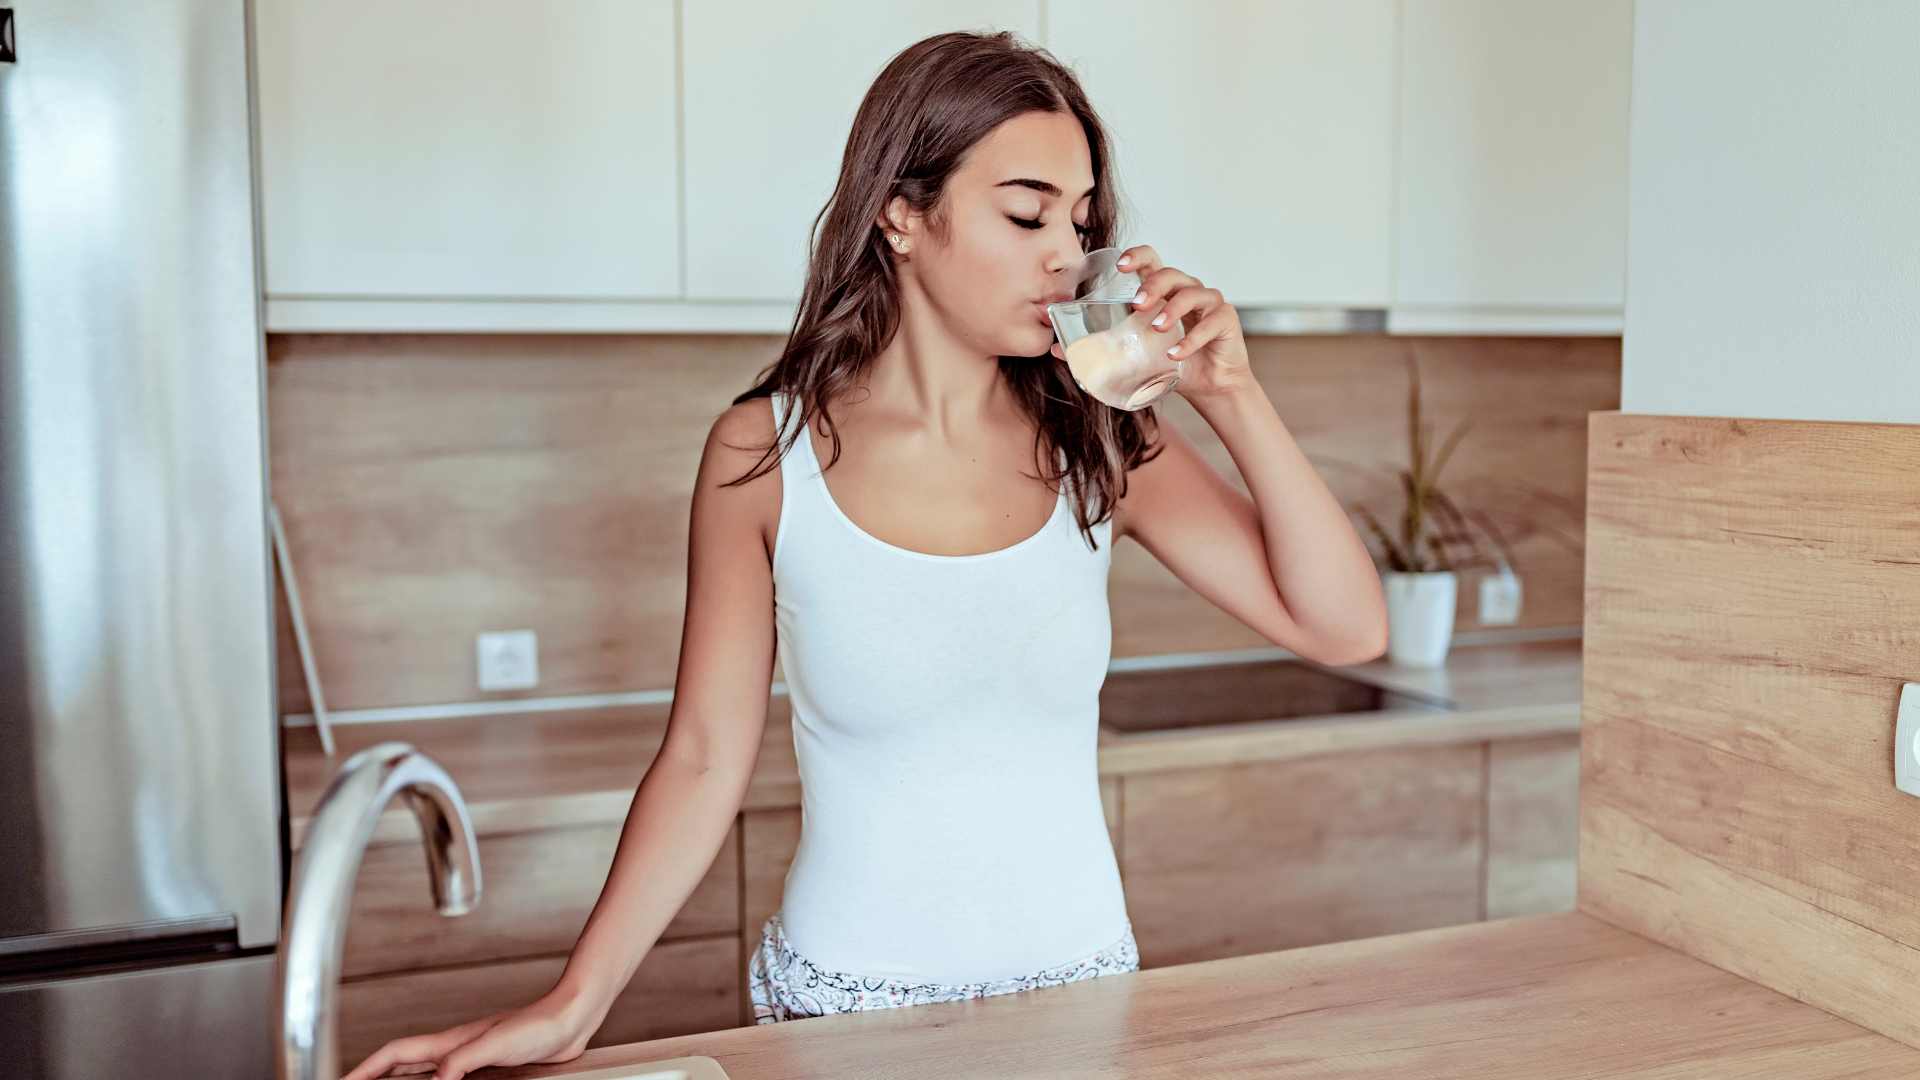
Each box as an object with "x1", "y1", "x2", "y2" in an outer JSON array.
[{"x1": 1314, "y1": 354, "x2": 1582, "y2": 667}]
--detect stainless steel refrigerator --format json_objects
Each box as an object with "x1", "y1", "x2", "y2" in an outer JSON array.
[{"x1": 1, "y1": 1, "x2": 283, "y2": 1076}]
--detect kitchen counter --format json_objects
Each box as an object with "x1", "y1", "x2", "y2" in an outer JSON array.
[
  {"x1": 286, "y1": 637, "x2": 1582, "y2": 848},
  {"x1": 483, "y1": 911, "x2": 1920, "y2": 1079}
]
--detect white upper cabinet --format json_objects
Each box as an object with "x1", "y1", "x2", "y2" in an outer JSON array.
[
  {"x1": 253, "y1": 1, "x2": 679, "y2": 305},
  {"x1": 1391, "y1": 0, "x2": 1633, "y2": 332},
  {"x1": 250, "y1": 2, "x2": 1632, "y2": 334},
  {"x1": 680, "y1": 2, "x2": 1043, "y2": 302},
  {"x1": 1048, "y1": 0, "x2": 1398, "y2": 310}
]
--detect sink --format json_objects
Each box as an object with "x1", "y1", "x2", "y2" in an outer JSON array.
[
  {"x1": 1098, "y1": 657, "x2": 1451, "y2": 734},
  {"x1": 542, "y1": 1058, "x2": 730, "y2": 1080}
]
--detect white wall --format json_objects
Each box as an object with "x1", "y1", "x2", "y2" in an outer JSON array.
[{"x1": 1621, "y1": 0, "x2": 1920, "y2": 423}]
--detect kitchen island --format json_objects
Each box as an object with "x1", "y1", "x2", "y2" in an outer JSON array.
[{"x1": 485, "y1": 911, "x2": 1920, "y2": 1079}]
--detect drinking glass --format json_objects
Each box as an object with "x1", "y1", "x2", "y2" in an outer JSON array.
[{"x1": 1046, "y1": 247, "x2": 1183, "y2": 410}]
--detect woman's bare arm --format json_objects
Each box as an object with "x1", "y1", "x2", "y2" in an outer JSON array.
[
  {"x1": 343, "y1": 400, "x2": 783, "y2": 1080},
  {"x1": 549, "y1": 398, "x2": 782, "y2": 1022}
]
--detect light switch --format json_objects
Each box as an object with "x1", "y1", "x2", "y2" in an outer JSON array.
[
  {"x1": 477, "y1": 629, "x2": 539, "y2": 691},
  {"x1": 1895, "y1": 683, "x2": 1920, "y2": 798}
]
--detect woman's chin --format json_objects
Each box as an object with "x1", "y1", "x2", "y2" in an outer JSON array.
[{"x1": 1012, "y1": 322, "x2": 1056, "y2": 357}]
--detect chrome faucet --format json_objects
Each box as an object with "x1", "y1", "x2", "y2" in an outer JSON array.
[{"x1": 278, "y1": 742, "x2": 483, "y2": 1080}]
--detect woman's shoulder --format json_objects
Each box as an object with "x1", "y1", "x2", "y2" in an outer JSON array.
[
  {"x1": 704, "y1": 394, "x2": 784, "y2": 472},
  {"x1": 713, "y1": 393, "x2": 779, "y2": 446},
  {"x1": 696, "y1": 395, "x2": 785, "y2": 556}
]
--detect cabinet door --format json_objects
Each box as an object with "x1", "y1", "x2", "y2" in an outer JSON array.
[
  {"x1": 338, "y1": 822, "x2": 740, "y2": 978},
  {"x1": 1048, "y1": 0, "x2": 1397, "y2": 307},
  {"x1": 1486, "y1": 733, "x2": 1580, "y2": 918},
  {"x1": 681, "y1": 2, "x2": 1043, "y2": 301},
  {"x1": 1392, "y1": 0, "x2": 1632, "y2": 319},
  {"x1": 740, "y1": 808, "x2": 801, "y2": 1027},
  {"x1": 1121, "y1": 744, "x2": 1484, "y2": 968},
  {"x1": 338, "y1": 936, "x2": 741, "y2": 1066},
  {"x1": 741, "y1": 808, "x2": 802, "y2": 953},
  {"x1": 254, "y1": 0, "x2": 679, "y2": 300}
]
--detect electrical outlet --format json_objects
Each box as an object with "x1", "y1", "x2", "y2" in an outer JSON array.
[
  {"x1": 1478, "y1": 568, "x2": 1522, "y2": 625},
  {"x1": 1896, "y1": 683, "x2": 1920, "y2": 798},
  {"x1": 476, "y1": 629, "x2": 539, "y2": 691}
]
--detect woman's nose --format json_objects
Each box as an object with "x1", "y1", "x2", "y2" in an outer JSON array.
[{"x1": 1046, "y1": 234, "x2": 1082, "y2": 274}]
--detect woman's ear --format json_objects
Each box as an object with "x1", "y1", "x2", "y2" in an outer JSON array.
[
  {"x1": 876, "y1": 196, "x2": 914, "y2": 254},
  {"x1": 877, "y1": 194, "x2": 911, "y2": 234}
]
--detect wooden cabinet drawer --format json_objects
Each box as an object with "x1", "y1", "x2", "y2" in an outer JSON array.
[
  {"x1": 340, "y1": 821, "x2": 740, "y2": 978},
  {"x1": 338, "y1": 935, "x2": 740, "y2": 1067},
  {"x1": 1121, "y1": 744, "x2": 1486, "y2": 968}
]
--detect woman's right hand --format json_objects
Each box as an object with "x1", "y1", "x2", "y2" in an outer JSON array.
[{"x1": 341, "y1": 986, "x2": 602, "y2": 1080}]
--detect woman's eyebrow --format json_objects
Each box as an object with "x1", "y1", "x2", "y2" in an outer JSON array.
[{"x1": 996, "y1": 178, "x2": 1096, "y2": 199}]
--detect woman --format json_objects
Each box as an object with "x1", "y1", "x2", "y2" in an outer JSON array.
[{"x1": 346, "y1": 29, "x2": 1385, "y2": 1080}]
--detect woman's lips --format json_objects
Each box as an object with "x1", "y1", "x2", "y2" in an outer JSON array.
[{"x1": 1032, "y1": 302, "x2": 1055, "y2": 328}]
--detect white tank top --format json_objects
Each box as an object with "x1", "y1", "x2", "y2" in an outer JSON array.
[{"x1": 766, "y1": 389, "x2": 1132, "y2": 983}]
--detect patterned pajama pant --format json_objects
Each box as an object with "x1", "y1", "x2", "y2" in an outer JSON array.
[{"x1": 748, "y1": 910, "x2": 1141, "y2": 1024}]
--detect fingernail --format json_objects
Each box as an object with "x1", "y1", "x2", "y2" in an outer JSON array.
[
  {"x1": 1167, "y1": 344, "x2": 1183, "y2": 358},
  {"x1": 1151, "y1": 313, "x2": 1167, "y2": 328},
  {"x1": 1131, "y1": 289, "x2": 1147, "y2": 305},
  {"x1": 1117, "y1": 256, "x2": 1131, "y2": 268}
]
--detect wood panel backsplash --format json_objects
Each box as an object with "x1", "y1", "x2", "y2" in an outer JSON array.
[
  {"x1": 1579, "y1": 411, "x2": 1920, "y2": 1049},
  {"x1": 269, "y1": 333, "x2": 1617, "y2": 712}
]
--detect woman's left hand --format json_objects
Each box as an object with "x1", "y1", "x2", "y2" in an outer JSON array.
[{"x1": 1048, "y1": 243, "x2": 1255, "y2": 402}]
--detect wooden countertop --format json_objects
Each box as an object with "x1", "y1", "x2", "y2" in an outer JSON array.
[
  {"x1": 286, "y1": 637, "x2": 1582, "y2": 849},
  {"x1": 484, "y1": 911, "x2": 1920, "y2": 1079}
]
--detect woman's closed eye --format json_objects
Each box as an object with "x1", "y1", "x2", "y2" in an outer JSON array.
[{"x1": 1009, "y1": 215, "x2": 1090, "y2": 240}]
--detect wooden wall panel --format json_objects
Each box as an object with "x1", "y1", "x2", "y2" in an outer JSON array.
[
  {"x1": 269, "y1": 332, "x2": 1615, "y2": 711},
  {"x1": 1579, "y1": 411, "x2": 1920, "y2": 1049},
  {"x1": 268, "y1": 333, "x2": 776, "y2": 710}
]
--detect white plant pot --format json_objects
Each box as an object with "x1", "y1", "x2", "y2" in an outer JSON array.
[{"x1": 1382, "y1": 570, "x2": 1457, "y2": 668}]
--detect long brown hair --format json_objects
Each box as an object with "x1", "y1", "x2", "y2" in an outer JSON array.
[{"x1": 724, "y1": 29, "x2": 1163, "y2": 552}]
